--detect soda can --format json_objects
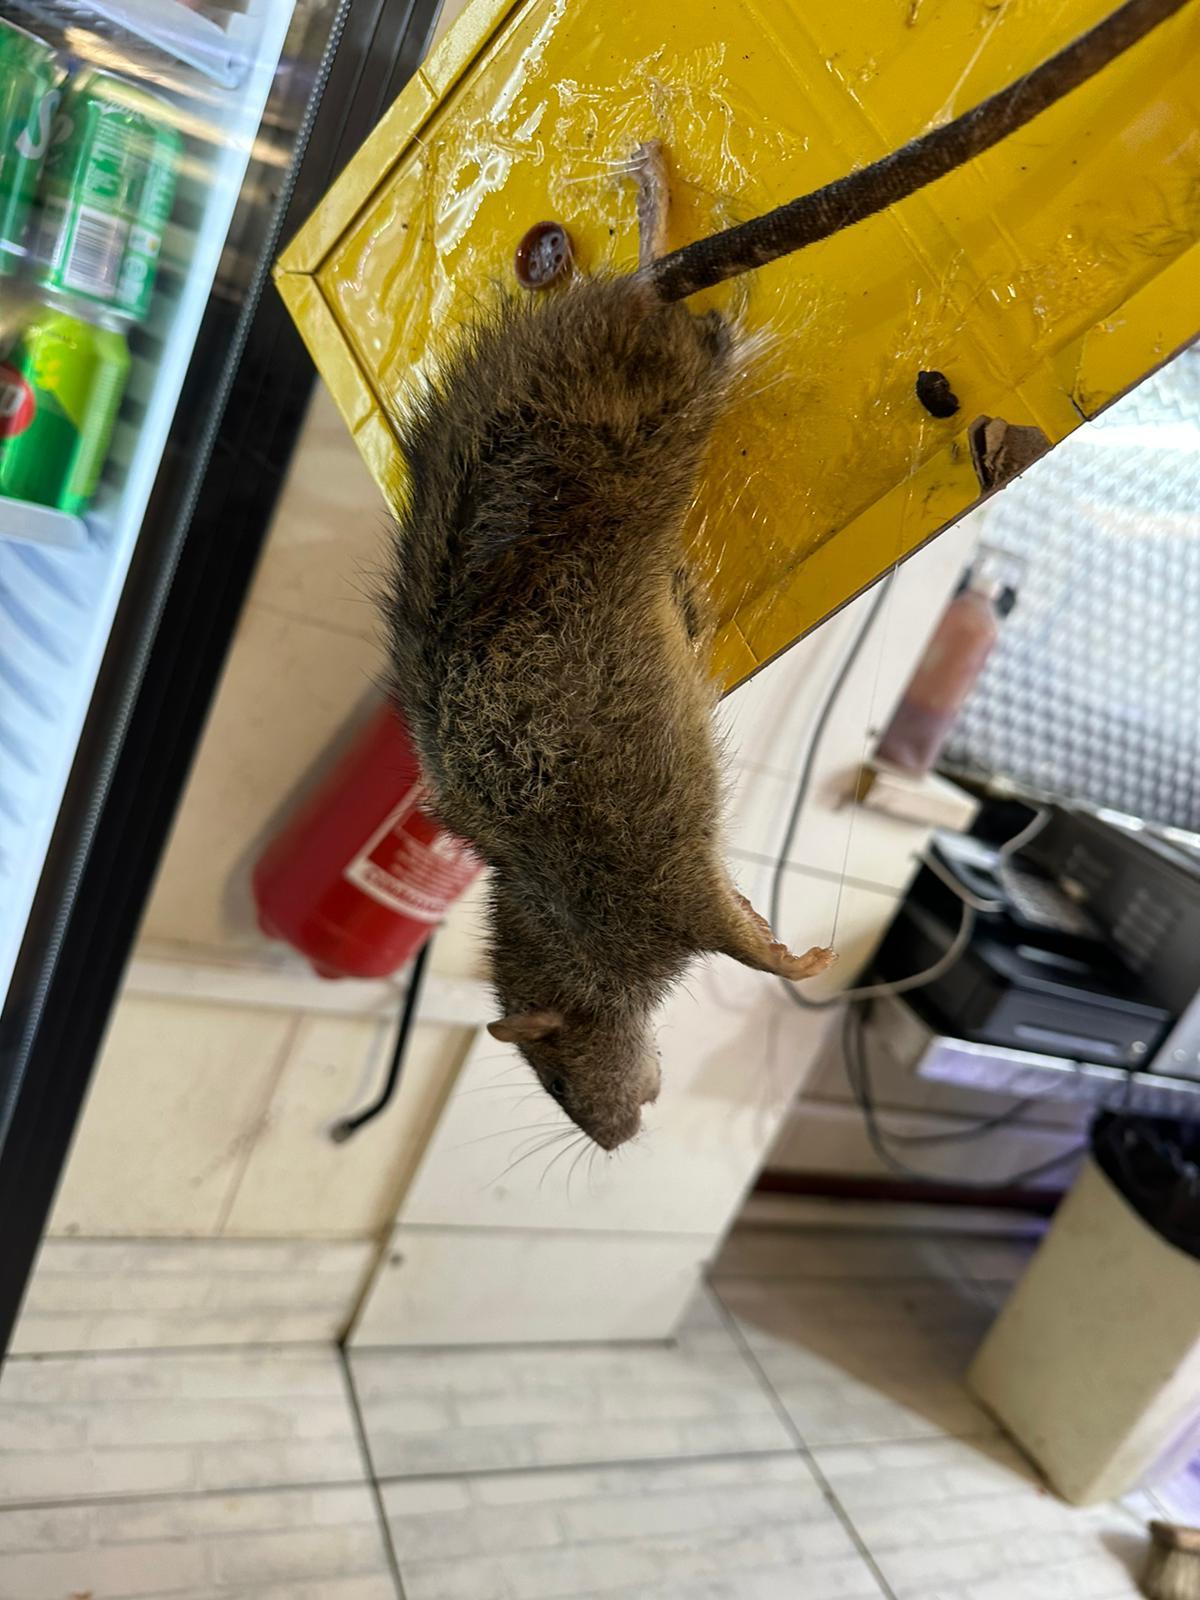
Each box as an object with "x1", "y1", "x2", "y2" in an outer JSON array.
[
  {"x1": 0, "y1": 298, "x2": 130, "y2": 514},
  {"x1": 0, "y1": 19, "x2": 62, "y2": 275},
  {"x1": 33, "y1": 70, "x2": 181, "y2": 324}
]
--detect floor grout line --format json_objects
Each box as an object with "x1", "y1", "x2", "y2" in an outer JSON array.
[
  {"x1": 350, "y1": 1334, "x2": 680, "y2": 1354},
  {"x1": 368, "y1": 1444, "x2": 808, "y2": 1487},
  {"x1": 708, "y1": 1280, "x2": 902, "y2": 1600},
  {"x1": 4, "y1": 1337, "x2": 340, "y2": 1362},
  {"x1": 338, "y1": 1342, "x2": 408, "y2": 1600},
  {"x1": 0, "y1": 1473, "x2": 374, "y2": 1515}
]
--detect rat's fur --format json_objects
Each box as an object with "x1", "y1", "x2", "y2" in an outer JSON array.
[{"x1": 384, "y1": 275, "x2": 830, "y2": 1150}]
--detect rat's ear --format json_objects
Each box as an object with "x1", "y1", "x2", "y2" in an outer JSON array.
[
  {"x1": 718, "y1": 891, "x2": 837, "y2": 982},
  {"x1": 487, "y1": 1009, "x2": 565, "y2": 1044}
]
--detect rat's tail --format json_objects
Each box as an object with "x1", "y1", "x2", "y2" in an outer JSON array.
[{"x1": 648, "y1": 0, "x2": 1191, "y2": 304}]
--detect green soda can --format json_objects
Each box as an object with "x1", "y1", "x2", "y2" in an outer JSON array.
[
  {"x1": 34, "y1": 69, "x2": 181, "y2": 323},
  {"x1": 0, "y1": 298, "x2": 129, "y2": 514},
  {"x1": 0, "y1": 19, "x2": 62, "y2": 274}
]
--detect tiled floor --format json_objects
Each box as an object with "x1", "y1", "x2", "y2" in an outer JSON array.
[{"x1": 0, "y1": 1224, "x2": 1177, "y2": 1599}]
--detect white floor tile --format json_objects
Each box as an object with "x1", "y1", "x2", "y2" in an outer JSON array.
[
  {"x1": 0, "y1": 1222, "x2": 1165, "y2": 1600},
  {"x1": 815, "y1": 1434, "x2": 1148, "y2": 1599},
  {"x1": 711, "y1": 1226, "x2": 960, "y2": 1282},
  {"x1": 381, "y1": 1455, "x2": 884, "y2": 1599},
  {"x1": 0, "y1": 1348, "x2": 362, "y2": 1505},
  {"x1": 718, "y1": 1274, "x2": 995, "y2": 1446},
  {"x1": 0, "y1": 1483, "x2": 395, "y2": 1600},
  {"x1": 351, "y1": 1290, "x2": 791, "y2": 1478},
  {"x1": 12, "y1": 1238, "x2": 374, "y2": 1354}
]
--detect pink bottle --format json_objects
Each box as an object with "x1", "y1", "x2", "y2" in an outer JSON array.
[{"x1": 875, "y1": 551, "x2": 1016, "y2": 775}]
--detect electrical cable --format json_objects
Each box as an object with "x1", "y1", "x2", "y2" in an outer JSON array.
[
  {"x1": 771, "y1": 572, "x2": 896, "y2": 960},
  {"x1": 760, "y1": 576, "x2": 1071, "y2": 1177},
  {"x1": 329, "y1": 939, "x2": 432, "y2": 1142},
  {"x1": 766, "y1": 578, "x2": 1043, "y2": 1013},
  {"x1": 841, "y1": 1003, "x2": 1089, "y2": 1187}
]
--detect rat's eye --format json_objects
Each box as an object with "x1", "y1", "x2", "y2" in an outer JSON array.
[{"x1": 546, "y1": 1076, "x2": 567, "y2": 1102}]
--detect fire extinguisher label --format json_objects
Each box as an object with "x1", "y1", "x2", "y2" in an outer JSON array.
[{"x1": 344, "y1": 785, "x2": 481, "y2": 921}]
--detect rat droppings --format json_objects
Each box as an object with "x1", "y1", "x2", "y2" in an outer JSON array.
[{"x1": 915, "y1": 368, "x2": 960, "y2": 417}]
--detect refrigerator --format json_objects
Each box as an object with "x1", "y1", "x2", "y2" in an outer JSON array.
[{"x1": 0, "y1": 0, "x2": 441, "y2": 1355}]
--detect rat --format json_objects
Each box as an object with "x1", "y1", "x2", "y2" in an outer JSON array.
[{"x1": 382, "y1": 0, "x2": 1185, "y2": 1150}]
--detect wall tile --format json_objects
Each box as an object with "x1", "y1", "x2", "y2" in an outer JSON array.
[
  {"x1": 726, "y1": 758, "x2": 930, "y2": 894},
  {"x1": 12, "y1": 1239, "x2": 374, "y2": 1354},
  {"x1": 716, "y1": 519, "x2": 978, "y2": 779},
  {"x1": 351, "y1": 1226, "x2": 714, "y2": 1347},
  {"x1": 140, "y1": 603, "x2": 382, "y2": 954},
  {"x1": 221, "y1": 1015, "x2": 472, "y2": 1237},
  {"x1": 47, "y1": 998, "x2": 294, "y2": 1238},
  {"x1": 246, "y1": 387, "x2": 392, "y2": 643}
]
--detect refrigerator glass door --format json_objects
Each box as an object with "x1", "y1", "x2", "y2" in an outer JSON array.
[{"x1": 0, "y1": 0, "x2": 304, "y2": 1005}]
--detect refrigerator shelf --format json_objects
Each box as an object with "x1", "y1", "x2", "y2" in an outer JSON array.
[
  {"x1": 0, "y1": 496, "x2": 88, "y2": 552},
  {"x1": 86, "y1": 0, "x2": 260, "y2": 87}
]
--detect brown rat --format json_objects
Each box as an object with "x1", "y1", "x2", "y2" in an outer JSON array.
[
  {"x1": 384, "y1": 269, "x2": 832, "y2": 1151},
  {"x1": 382, "y1": 0, "x2": 1183, "y2": 1149}
]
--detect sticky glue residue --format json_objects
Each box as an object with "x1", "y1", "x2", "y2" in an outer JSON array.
[{"x1": 315, "y1": 0, "x2": 1200, "y2": 684}]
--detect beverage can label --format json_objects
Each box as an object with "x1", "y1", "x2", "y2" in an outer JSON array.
[
  {"x1": 0, "y1": 303, "x2": 129, "y2": 513},
  {"x1": 33, "y1": 70, "x2": 181, "y2": 322},
  {"x1": 0, "y1": 19, "x2": 62, "y2": 274}
]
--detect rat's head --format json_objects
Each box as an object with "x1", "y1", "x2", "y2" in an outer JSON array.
[{"x1": 486, "y1": 1007, "x2": 661, "y2": 1151}]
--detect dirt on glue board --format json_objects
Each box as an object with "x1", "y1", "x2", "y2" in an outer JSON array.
[{"x1": 316, "y1": 0, "x2": 1200, "y2": 686}]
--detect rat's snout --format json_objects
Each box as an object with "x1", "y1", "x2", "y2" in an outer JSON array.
[
  {"x1": 592, "y1": 1105, "x2": 644, "y2": 1152},
  {"x1": 640, "y1": 1059, "x2": 662, "y2": 1106}
]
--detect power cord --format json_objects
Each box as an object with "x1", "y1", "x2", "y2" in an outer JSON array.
[
  {"x1": 330, "y1": 940, "x2": 432, "y2": 1142},
  {"x1": 759, "y1": 574, "x2": 1074, "y2": 1178},
  {"x1": 766, "y1": 578, "x2": 1047, "y2": 1012},
  {"x1": 842, "y1": 1002, "x2": 1088, "y2": 1187}
]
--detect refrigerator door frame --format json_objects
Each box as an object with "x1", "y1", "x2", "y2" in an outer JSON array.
[{"x1": 0, "y1": 0, "x2": 443, "y2": 1355}]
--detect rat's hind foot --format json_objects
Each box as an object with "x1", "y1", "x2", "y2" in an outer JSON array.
[{"x1": 629, "y1": 140, "x2": 670, "y2": 268}]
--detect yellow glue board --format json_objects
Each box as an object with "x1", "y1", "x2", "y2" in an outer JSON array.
[{"x1": 276, "y1": 0, "x2": 1200, "y2": 690}]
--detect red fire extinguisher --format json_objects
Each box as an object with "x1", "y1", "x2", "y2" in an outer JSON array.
[{"x1": 252, "y1": 701, "x2": 482, "y2": 981}]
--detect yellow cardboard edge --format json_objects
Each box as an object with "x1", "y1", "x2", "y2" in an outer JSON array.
[
  {"x1": 277, "y1": 74, "x2": 438, "y2": 275},
  {"x1": 418, "y1": 0, "x2": 524, "y2": 97},
  {"x1": 274, "y1": 269, "x2": 377, "y2": 433},
  {"x1": 710, "y1": 621, "x2": 760, "y2": 694},
  {"x1": 1072, "y1": 240, "x2": 1200, "y2": 418}
]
